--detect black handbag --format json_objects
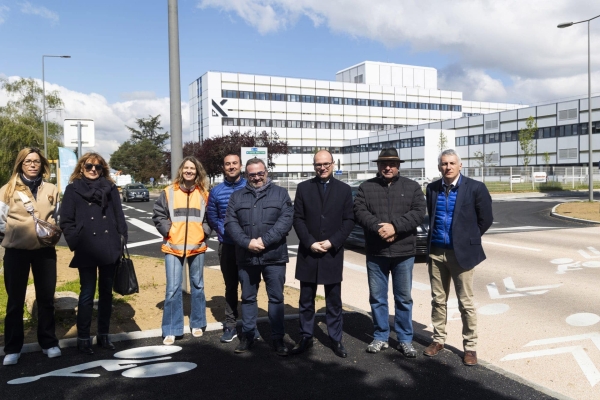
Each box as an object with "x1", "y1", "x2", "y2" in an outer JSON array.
[{"x1": 113, "y1": 244, "x2": 139, "y2": 296}]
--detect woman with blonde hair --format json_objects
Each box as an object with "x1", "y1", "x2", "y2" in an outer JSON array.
[
  {"x1": 153, "y1": 156, "x2": 211, "y2": 345},
  {"x1": 1, "y1": 147, "x2": 61, "y2": 365},
  {"x1": 60, "y1": 152, "x2": 127, "y2": 355}
]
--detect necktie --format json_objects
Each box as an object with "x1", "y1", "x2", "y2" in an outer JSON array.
[
  {"x1": 322, "y1": 181, "x2": 328, "y2": 192},
  {"x1": 445, "y1": 184, "x2": 454, "y2": 196}
]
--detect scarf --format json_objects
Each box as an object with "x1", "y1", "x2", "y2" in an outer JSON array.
[
  {"x1": 19, "y1": 173, "x2": 43, "y2": 200},
  {"x1": 76, "y1": 176, "x2": 113, "y2": 208},
  {"x1": 246, "y1": 178, "x2": 272, "y2": 194}
]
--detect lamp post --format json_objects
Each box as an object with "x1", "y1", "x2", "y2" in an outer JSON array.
[{"x1": 42, "y1": 55, "x2": 70, "y2": 158}]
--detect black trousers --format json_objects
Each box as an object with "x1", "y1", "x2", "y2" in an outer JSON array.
[
  {"x1": 3, "y1": 247, "x2": 58, "y2": 354},
  {"x1": 218, "y1": 243, "x2": 239, "y2": 329},
  {"x1": 77, "y1": 264, "x2": 117, "y2": 339},
  {"x1": 298, "y1": 281, "x2": 343, "y2": 342}
]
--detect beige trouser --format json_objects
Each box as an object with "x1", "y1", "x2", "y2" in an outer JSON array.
[{"x1": 428, "y1": 246, "x2": 477, "y2": 351}]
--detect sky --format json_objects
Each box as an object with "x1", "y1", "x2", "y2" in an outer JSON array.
[{"x1": 0, "y1": 0, "x2": 599, "y2": 160}]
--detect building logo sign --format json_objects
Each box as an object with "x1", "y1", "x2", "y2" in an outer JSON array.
[{"x1": 211, "y1": 99, "x2": 228, "y2": 117}]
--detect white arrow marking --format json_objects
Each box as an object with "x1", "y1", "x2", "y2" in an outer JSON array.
[
  {"x1": 502, "y1": 277, "x2": 562, "y2": 293},
  {"x1": 579, "y1": 247, "x2": 600, "y2": 259},
  {"x1": 487, "y1": 282, "x2": 546, "y2": 299},
  {"x1": 501, "y1": 346, "x2": 600, "y2": 386}
]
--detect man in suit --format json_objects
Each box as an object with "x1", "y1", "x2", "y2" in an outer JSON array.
[
  {"x1": 291, "y1": 150, "x2": 355, "y2": 358},
  {"x1": 424, "y1": 149, "x2": 493, "y2": 366}
]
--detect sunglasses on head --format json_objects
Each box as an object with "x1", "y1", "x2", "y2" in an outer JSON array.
[
  {"x1": 84, "y1": 163, "x2": 102, "y2": 171},
  {"x1": 247, "y1": 170, "x2": 266, "y2": 178}
]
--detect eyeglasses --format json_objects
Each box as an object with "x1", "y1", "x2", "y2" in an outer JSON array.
[
  {"x1": 23, "y1": 160, "x2": 42, "y2": 166},
  {"x1": 313, "y1": 162, "x2": 332, "y2": 169},
  {"x1": 84, "y1": 163, "x2": 102, "y2": 171},
  {"x1": 247, "y1": 170, "x2": 266, "y2": 178}
]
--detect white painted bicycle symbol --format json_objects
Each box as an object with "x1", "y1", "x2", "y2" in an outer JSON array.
[{"x1": 8, "y1": 345, "x2": 196, "y2": 385}]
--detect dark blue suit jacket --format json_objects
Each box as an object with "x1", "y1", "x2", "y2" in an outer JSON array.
[{"x1": 425, "y1": 175, "x2": 493, "y2": 270}]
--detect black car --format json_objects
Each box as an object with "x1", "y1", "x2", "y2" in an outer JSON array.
[
  {"x1": 345, "y1": 183, "x2": 429, "y2": 255},
  {"x1": 122, "y1": 184, "x2": 150, "y2": 202}
]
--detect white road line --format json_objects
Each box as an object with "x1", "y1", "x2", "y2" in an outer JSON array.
[
  {"x1": 482, "y1": 240, "x2": 541, "y2": 251},
  {"x1": 288, "y1": 245, "x2": 299, "y2": 249},
  {"x1": 488, "y1": 226, "x2": 559, "y2": 232},
  {"x1": 127, "y1": 238, "x2": 163, "y2": 248},
  {"x1": 127, "y1": 218, "x2": 162, "y2": 237}
]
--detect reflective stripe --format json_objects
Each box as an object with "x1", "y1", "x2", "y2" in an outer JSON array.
[
  {"x1": 172, "y1": 208, "x2": 204, "y2": 218},
  {"x1": 163, "y1": 242, "x2": 207, "y2": 251},
  {"x1": 171, "y1": 216, "x2": 204, "y2": 223}
]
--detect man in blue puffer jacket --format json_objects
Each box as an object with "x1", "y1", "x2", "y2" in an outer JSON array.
[
  {"x1": 424, "y1": 149, "x2": 493, "y2": 367},
  {"x1": 207, "y1": 154, "x2": 247, "y2": 343}
]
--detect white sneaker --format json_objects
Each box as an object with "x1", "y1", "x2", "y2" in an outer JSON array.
[
  {"x1": 3, "y1": 353, "x2": 20, "y2": 366},
  {"x1": 42, "y1": 346, "x2": 62, "y2": 358},
  {"x1": 192, "y1": 328, "x2": 203, "y2": 338},
  {"x1": 163, "y1": 335, "x2": 175, "y2": 345}
]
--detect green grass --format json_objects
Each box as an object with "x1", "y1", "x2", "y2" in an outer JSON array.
[
  {"x1": 56, "y1": 279, "x2": 83, "y2": 295},
  {"x1": 0, "y1": 274, "x2": 6, "y2": 334}
]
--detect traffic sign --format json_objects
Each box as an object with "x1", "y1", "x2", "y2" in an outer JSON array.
[{"x1": 334, "y1": 170, "x2": 343, "y2": 175}]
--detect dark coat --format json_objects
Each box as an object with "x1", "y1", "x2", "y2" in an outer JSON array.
[
  {"x1": 225, "y1": 181, "x2": 293, "y2": 267},
  {"x1": 426, "y1": 175, "x2": 493, "y2": 270},
  {"x1": 293, "y1": 177, "x2": 355, "y2": 285},
  {"x1": 354, "y1": 175, "x2": 426, "y2": 257},
  {"x1": 60, "y1": 179, "x2": 128, "y2": 268}
]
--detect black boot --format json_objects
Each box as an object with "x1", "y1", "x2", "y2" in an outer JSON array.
[
  {"x1": 78, "y1": 338, "x2": 94, "y2": 355},
  {"x1": 234, "y1": 334, "x2": 254, "y2": 354},
  {"x1": 97, "y1": 334, "x2": 115, "y2": 350}
]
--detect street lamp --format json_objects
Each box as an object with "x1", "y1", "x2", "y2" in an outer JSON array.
[
  {"x1": 42, "y1": 55, "x2": 70, "y2": 158},
  {"x1": 558, "y1": 15, "x2": 600, "y2": 202}
]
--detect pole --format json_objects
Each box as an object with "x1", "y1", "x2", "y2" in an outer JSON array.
[
  {"x1": 588, "y1": 20, "x2": 593, "y2": 201},
  {"x1": 77, "y1": 121, "x2": 83, "y2": 159},
  {"x1": 42, "y1": 57, "x2": 47, "y2": 158},
  {"x1": 168, "y1": 0, "x2": 183, "y2": 181}
]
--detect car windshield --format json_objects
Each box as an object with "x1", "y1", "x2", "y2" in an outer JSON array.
[{"x1": 129, "y1": 185, "x2": 145, "y2": 189}]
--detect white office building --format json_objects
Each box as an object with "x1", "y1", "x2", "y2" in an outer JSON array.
[{"x1": 189, "y1": 61, "x2": 524, "y2": 175}]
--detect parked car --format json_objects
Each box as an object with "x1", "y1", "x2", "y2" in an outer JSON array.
[
  {"x1": 122, "y1": 183, "x2": 150, "y2": 202},
  {"x1": 345, "y1": 183, "x2": 429, "y2": 255}
]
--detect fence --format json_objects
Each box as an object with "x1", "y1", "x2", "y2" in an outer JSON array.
[{"x1": 272, "y1": 166, "x2": 599, "y2": 193}]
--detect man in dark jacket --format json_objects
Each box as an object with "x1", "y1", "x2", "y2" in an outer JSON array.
[
  {"x1": 207, "y1": 153, "x2": 247, "y2": 343},
  {"x1": 354, "y1": 148, "x2": 426, "y2": 358},
  {"x1": 291, "y1": 150, "x2": 354, "y2": 358},
  {"x1": 225, "y1": 158, "x2": 294, "y2": 356},
  {"x1": 423, "y1": 149, "x2": 493, "y2": 366}
]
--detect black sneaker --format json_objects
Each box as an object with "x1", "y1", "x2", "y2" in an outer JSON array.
[
  {"x1": 234, "y1": 335, "x2": 254, "y2": 353},
  {"x1": 272, "y1": 338, "x2": 288, "y2": 356},
  {"x1": 220, "y1": 327, "x2": 238, "y2": 343}
]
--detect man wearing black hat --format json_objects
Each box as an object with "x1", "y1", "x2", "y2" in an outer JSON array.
[{"x1": 354, "y1": 148, "x2": 426, "y2": 358}]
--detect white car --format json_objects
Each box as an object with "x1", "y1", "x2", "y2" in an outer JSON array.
[{"x1": 411, "y1": 177, "x2": 431, "y2": 187}]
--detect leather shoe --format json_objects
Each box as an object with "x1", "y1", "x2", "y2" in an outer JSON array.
[
  {"x1": 290, "y1": 337, "x2": 313, "y2": 355},
  {"x1": 423, "y1": 342, "x2": 444, "y2": 357},
  {"x1": 234, "y1": 334, "x2": 254, "y2": 354},
  {"x1": 97, "y1": 334, "x2": 115, "y2": 350},
  {"x1": 331, "y1": 340, "x2": 347, "y2": 358},
  {"x1": 77, "y1": 338, "x2": 94, "y2": 355},
  {"x1": 272, "y1": 339, "x2": 289, "y2": 356},
  {"x1": 463, "y1": 350, "x2": 478, "y2": 366}
]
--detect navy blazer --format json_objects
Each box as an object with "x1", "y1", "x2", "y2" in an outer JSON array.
[
  {"x1": 293, "y1": 177, "x2": 354, "y2": 285},
  {"x1": 425, "y1": 175, "x2": 493, "y2": 270}
]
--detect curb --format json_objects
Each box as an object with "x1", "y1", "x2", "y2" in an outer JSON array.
[{"x1": 550, "y1": 203, "x2": 600, "y2": 225}]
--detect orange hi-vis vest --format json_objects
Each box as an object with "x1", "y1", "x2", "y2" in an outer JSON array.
[{"x1": 161, "y1": 184, "x2": 209, "y2": 257}]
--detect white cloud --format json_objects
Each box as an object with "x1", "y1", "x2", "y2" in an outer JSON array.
[
  {"x1": 119, "y1": 91, "x2": 158, "y2": 101},
  {"x1": 197, "y1": 0, "x2": 600, "y2": 104},
  {"x1": 0, "y1": 76, "x2": 191, "y2": 162},
  {"x1": 19, "y1": 1, "x2": 58, "y2": 24},
  {"x1": 0, "y1": 5, "x2": 9, "y2": 24}
]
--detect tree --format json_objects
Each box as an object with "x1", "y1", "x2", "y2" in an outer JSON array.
[
  {"x1": 110, "y1": 115, "x2": 170, "y2": 183},
  {"x1": 438, "y1": 131, "x2": 448, "y2": 153},
  {"x1": 0, "y1": 78, "x2": 64, "y2": 185},
  {"x1": 126, "y1": 115, "x2": 169, "y2": 148},
  {"x1": 176, "y1": 130, "x2": 289, "y2": 180},
  {"x1": 109, "y1": 139, "x2": 166, "y2": 183},
  {"x1": 519, "y1": 116, "x2": 537, "y2": 167},
  {"x1": 543, "y1": 152, "x2": 550, "y2": 168},
  {"x1": 473, "y1": 150, "x2": 497, "y2": 182}
]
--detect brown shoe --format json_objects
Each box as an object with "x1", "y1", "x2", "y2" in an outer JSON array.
[
  {"x1": 423, "y1": 342, "x2": 444, "y2": 357},
  {"x1": 463, "y1": 350, "x2": 477, "y2": 366}
]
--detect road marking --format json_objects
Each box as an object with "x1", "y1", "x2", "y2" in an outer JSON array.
[
  {"x1": 579, "y1": 247, "x2": 600, "y2": 259},
  {"x1": 127, "y1": 238, "x2": 163, "y2": 248},
  {"x1": 502, "y1": 277, "x2": 562, "y2": 293},
  {"x1": 127, "y1": 218, "x2": 162, "y2": 237},
  {"x1": 486, "y1": 277, "x2": 560, "y2": 299},
  {"x1": 482, "y1": 240, "x2": 541, "y2": 251},
  {"x1": 488, "y1": 226, "x2": 559, "y2": 232}
]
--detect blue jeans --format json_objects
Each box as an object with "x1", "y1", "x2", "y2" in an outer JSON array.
[
  {"x1": 162, "y1": 253, "x2": 206, "y2": 336},
  {"x1": 238, "y1": 264, "x2": 285, "y2": 340},
  {"x1": 78, "y1": 263, "x2": 117, "y2": 339},
  {"x1": 366, "y1": 255, "x2": 415, "y2": 343}
]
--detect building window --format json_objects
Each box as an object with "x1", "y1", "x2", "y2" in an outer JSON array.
[
  {"x1": 452, "y1": 105, "x2": 462, "y2": 112},
  {"x1": 383, "y1": 101, "x2": 394, "y2": 108},
  {"x1": 273, "y1": 120, "x2": 285, "y2": 127},
  {"x1": 330, "y1": 97, "x2": 342, "y2": 105},
  {"x1": 239, "y1": 91, "x2": 254, "y2": 100},
  {"x1": 271, "y1": 93, "x2": 285, "y2": 101},
  {"x1": 369, "y1": 99, "x2": 382, "y2": 107},
  {"x1": 256, "y1": 92, "x2": 270, "y2": 100},
  {"x1": 344, "y1": 122, "x2": 356, "y2": 130},
  {"x1": 222, "y1": 90, "x2": 238, "y2": 99},
  {"x1": 301, "y1": 121, "x2": 315, "y2": 129},
  {"x1": 257, "y1": 119, "x2": 270, "y2": 127},
  {"x1": 357, "y1": 99, "x2": 368, "y2": 106},
  {"x1": 287, "y1": 120, "x2": 301, "y2": 128},
  {"x1": 222, "y1": 118, "x2": 237, "y2": 126},
  {"x1": 344, "y1": 98, "x2": 356, "y2": 106},
  {"x1": 412, "y1": 137, "x2": 424, "y2": 147},
  {"x1": 331, "y1": 122, "x2": 343, "y2": 129},
  {"x1": 239, "y1": 118, "x2": 255, "y2": 126},
  {"x1": 287, "y1": 94, "x2": 301, "y2": 102},
  {"x1": 301, "y1": 95, "x2": 314, "y2": 103},
  {"x1": 316, "y1": 96, "x2": 329, "y2": 104}
]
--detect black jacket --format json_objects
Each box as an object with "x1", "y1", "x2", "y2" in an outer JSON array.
[
  {"x1": 60, "y1": 179, "x2": 128, "y2": 268},
  {"x1": 354, "y1": 175, "x2": 426, "y2": 257},
  {"x1": 225, "y1": 181, "x2": 293, "y2": 267},
  {"x1": 426, "y1": 175, "x2": 493, "y2": 270},
  {"x1": 293, "y1": 177, "x2": 354, "y2": 285}
]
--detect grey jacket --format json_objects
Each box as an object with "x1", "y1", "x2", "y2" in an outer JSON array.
[
  {"x1": 225, "y1": 181, "x2": 293, "y2": 267},
  {"x1": 354, "y1": 175, "x2": 426, "y2": 257}
]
